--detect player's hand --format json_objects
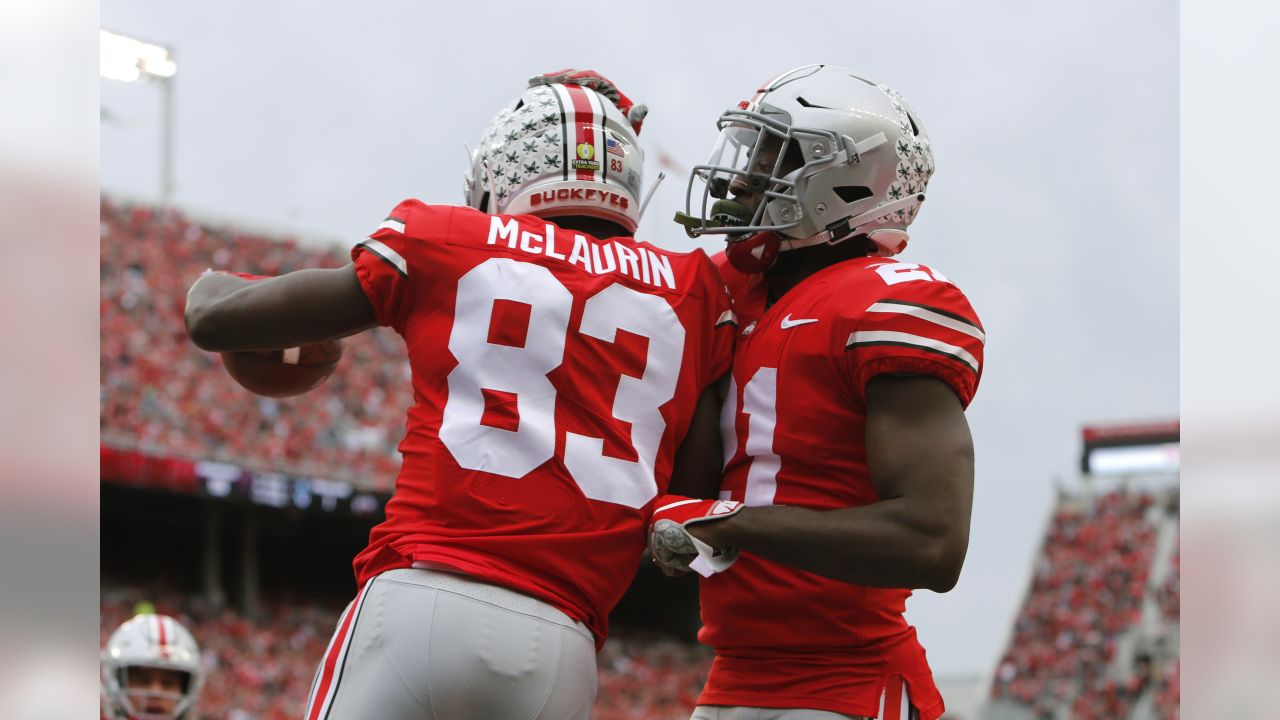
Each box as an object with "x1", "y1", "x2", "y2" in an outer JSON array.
[
  {"x1": 648, "y1": 495, "x2": 744, "y2": 578},
  {"x1": 529, "y1": 69, "x2": 648, "y2": 134}
]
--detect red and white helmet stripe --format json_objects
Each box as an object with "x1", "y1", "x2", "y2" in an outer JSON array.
[{"x1": 466, "y1": 75, "x2": 646, "y2": 232}]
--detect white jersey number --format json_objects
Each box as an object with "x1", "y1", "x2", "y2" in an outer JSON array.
[
  {"x1": 440, "y1": 258, "x2": 684, "y2": 508},
  {"x1": 721, "y1": 368, "x2": 782, "y2": 506},
  {"x1": 873, "y1": 261, "x2": 949, "y2": 286}
]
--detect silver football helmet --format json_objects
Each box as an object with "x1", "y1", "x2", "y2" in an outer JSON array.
[
  {"x1": 101, "y1": 613, "x2": 204, "y2": 720},
  {"x1": 465, "y1": 78, "x2": 646, "y2": 232},
  {"x1": 677, "y1": 65, "x2": 934, "y2": 271}
]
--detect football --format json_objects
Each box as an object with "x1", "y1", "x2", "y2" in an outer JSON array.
[{"x1": 221, "y1": 340, "x2": 343, "y2": 398}]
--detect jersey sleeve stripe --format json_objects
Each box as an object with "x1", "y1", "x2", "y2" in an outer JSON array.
[
  {"x1": 716, "y1": 309, "x2": 738, "y2": 327},
  {"x1": 357, "y1": 238, "x2": 408, "y2": 277},
  {"x1": 377, "y1": 218, "x2": 406, "y2": 234},
  {"x1": 866, "y1": 300, "x2": 986, "y2": 343},
  {"x1": 869, "y1": 298, "x2": 982, "y2": 331},
  {"x1": 846, "y1": 330, "x2": 981, "y2": 373}
]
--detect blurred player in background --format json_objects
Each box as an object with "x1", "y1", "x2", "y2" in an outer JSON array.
[
  {"x1": 184, "y1": 70, "x2": 734, "y2": 719},
  {"x1": 101, "y1": 613, "x2": 205, "y2": 720},
  {"x1": 650, "y1": 65, "x2": 984, "y2": 719}
]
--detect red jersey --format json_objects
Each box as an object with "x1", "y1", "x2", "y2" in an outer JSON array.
[
  {"x1": 349, "y1": 201, "x2": 735, "y2": 647},
  {"x1": 701, "y1": 254, "x2": 985, "y2": 719}
]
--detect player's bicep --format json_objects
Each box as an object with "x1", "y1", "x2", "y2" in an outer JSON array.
[
  {"x1": 864, "y1": 374, "x2": 974, "y2": 556},
  {"x1": 187, "y1": 264, "x2": 377, "y2": 351}
]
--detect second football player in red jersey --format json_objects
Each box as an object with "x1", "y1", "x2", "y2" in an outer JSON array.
[
  {"x1": 185, "y1": 71, "x2": 734, "y2": 719},
  {"x1": 653, "y1": 65, "x2": 984, "y2": 720}
]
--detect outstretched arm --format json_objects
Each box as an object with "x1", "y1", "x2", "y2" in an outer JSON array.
[
  {"x1": 185, "y1": 263, "x2": 378, "y2": 352},
  {"x1": 687, "y1": 374, "x2": 974, "y2": 592}
]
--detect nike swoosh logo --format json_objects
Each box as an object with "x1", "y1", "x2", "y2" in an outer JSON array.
[{"x1": 780, "y1": 314, "x2": 819, "y2": 329}]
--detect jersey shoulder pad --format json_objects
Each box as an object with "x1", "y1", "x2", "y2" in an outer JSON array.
[
  {"x1": 352, "y1": 200, "x2": 473, "y2": 272},
  {"x1": 840, "y1": 259, "x2": 982, "y2": 330},
  {"x1": 837, "y1": 258, "x2": 986, "y2": 406},
  {"x1": 349, "y1": 199, "x2": 460, "y2": 330}
]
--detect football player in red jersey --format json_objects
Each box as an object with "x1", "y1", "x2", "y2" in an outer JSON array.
[
  {"x1": 184, "y1": 71, "x2": 734, "y2": 719},
  {"x1": 652, "y1": 65, "x2": 984, "y2": 720}
]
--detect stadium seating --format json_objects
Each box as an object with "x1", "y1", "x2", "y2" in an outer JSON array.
[
  {"x1": 1158, "y1": 546, "x2": 1179, "y2": 623},
  {"x1": 100, "y1": 197, "x2": 410, "y2": 492},
  {"x1": 1153, "y1": 659, "x2": 1178, "y2": 719},
  {"x1": 988, "y1": 489, "x2": 1178, "y2": 719}
]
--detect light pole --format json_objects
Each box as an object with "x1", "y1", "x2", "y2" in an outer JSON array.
[{"x1": 100, "y1": 29, "x2": 178, "y2": 210}]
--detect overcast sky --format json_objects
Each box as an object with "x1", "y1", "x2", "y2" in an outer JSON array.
[{"x1": 101, "y1": 0, "x2": 1178, "y2": 680}]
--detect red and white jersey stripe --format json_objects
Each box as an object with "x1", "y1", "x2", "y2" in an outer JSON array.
[{"x1": 876, "y1": 674, "x2": 917, "y2": 720}]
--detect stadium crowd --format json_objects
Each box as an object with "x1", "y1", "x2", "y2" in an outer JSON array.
[
  {"x1": 1153, "y1": 546, "x2": 1179, "y2": 717},
  {"x1": 101, "y1": 583, "x2": 712, "y2": 719},
  {"x1": 1154, "y1": 659, "x2": 1178, "y2": 719},
  {"x1": 990, "y1": 491, "x2": 1160, "y2": 718},
  {"x1": 595, "y1": 635, "x2": 713, "y2": 720},
  {"x1": 1158, "y1": 546, "x2": 1179, "y2": 623},
  {"x1": 100, "y1": 198, "x2": 410, "y2": 492}
]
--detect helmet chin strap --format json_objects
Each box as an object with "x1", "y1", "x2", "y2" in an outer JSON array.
[
  {"x1": 777, "y1": 193, "x2": 924, "y2": 253},
  {"x1": 724, "y1": 193, "x2": 923, "y2": 272}
]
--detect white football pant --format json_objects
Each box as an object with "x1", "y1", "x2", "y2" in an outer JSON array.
[{"x1": 305, "y1": 566, "x2": 597, "y2": 720}]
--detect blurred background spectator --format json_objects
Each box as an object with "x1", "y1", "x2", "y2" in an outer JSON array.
[
  {"x1": 989, "y1": 489, "x2": 1179, "y2": 719},
  {"x1": 101, "y1": 198, "x2": 410, "y2": 492}
]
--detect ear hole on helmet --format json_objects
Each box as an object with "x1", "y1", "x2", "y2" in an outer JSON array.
[
  {"x1": 479, "y1": 192, "x2": 490, "y2": 213},
  {"x1": 513, "y1": 100, "x2": 525, "y2": 111},
  {"x1": 906, "y1": 111, "x2": 921, "y2": 136},
  {"x1": 833, "y1": 186, "x2": 873, "y2": 203}
]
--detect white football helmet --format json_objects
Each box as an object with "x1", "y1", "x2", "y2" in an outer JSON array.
[
  {"x1": 464, "y1": 78, "x2": 646, "y2": 232},
  {"x1": 677, "y1": 65, "x2": 935, "y2": 271},
  {"x1": 101, "y1": 613, "x2": 204, "y2": 720}
]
